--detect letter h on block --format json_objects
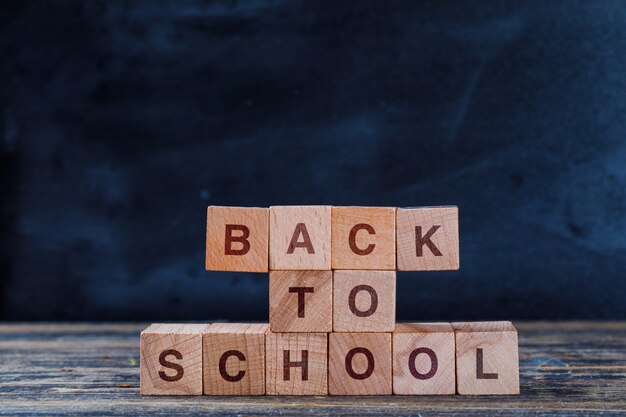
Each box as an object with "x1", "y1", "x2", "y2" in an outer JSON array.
[{"x1": 266, "y1": 332, "x2": 328, "y2": 395}]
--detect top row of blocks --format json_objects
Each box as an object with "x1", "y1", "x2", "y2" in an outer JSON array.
[{"x1": 206, "y1": 206, "x2": 459, "y2": 272}]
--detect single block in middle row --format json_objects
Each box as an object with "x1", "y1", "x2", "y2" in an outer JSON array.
[
  {"x1": 333, "y1": 270, "x2": 396, "y2": 332},
  {"x1": 269, "y1": 270, "x2": 333, "y2": 332}
]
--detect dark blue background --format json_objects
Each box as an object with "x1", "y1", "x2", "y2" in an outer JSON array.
[{"x1": 1, "y1": 1, "x2": 625, "y2": 321}]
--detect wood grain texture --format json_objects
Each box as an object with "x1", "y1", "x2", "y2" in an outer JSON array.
[
  {"x1": 269, "y1": 270, "x2": 332, "y2": 332},
  {"x1": 333, "y1": 270, "x2": 395, "y2": 332},
  {"x1": 453, "y1": 321, "x2": 520, "y2": 395},
  {"x1": 140, "y1": 323, "x2": 209, "y2": 395},
  {"x1": 1, "y1": 322, "x2": 625, "y2": 415},
  {"x1": 203, "y1": 323, "x2": 267, "y2": 396},
  {"x1": 393, "y1": 323, "x2": 456, "y2": 395},
  {"x1": 205, "y1": 206, "x2": 269, "y2": 272},
  {"x1": 269, "y1": 206, "x2": 331, "y2": 270},
  {"x1": 331, "y1": 206, "x2": 396, "y2": 270},
  {"x1": 265, "y1": 332, "x2": 328, "y2": 395},
  {"x1": 328, "y1": 332, "x2": 392, "y2": 395},
  {"x1": 396, "y1": 206, "x2": 460, "y2": 271}
]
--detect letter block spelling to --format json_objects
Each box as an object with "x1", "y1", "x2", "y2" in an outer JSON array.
[
  {"x1": 331, "y1": 206, "x2": 396, "y2": 270},
  {"x1": 203, "y1": 323, "x2": 268, "y2": 395},
  {"x1": 333, "y1": 270, "x2": 395, "y2": 332},
  {"x1": 206, "y1": 206, "x2": 269, "y2": 272},
  {"x1": 396, "y1": 206, "x2": 459, "y2": 271},
  {"x1": 328, "y1": 333, "x2": 392, "y2": 395},
  {"x1": 453, "y1": 321, "x2": 520, "y2": 395},
  {"x1": 269, "y1": 206, "x2": 332, "y2": 270},
  {"x1": 393, "y1": 323, "x2": 456, "y2": 395},
  {"x1": 269, "y1": 270, "x2": 332, "y2": 332},
  {"x1": 140, "y1": 323, "x2": 209, "y2": 395},
  {"x1": 266, "y1": 332, "x2": 328, "y2": 395}
]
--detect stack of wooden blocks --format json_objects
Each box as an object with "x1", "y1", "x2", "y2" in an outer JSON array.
[{"x1": 140, "y1": 206, "x2": 519, "y2": 396}]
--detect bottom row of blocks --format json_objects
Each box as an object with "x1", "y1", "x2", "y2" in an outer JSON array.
[{"x1": 140, "y1": 321, "x2": 519, "y2": 396}]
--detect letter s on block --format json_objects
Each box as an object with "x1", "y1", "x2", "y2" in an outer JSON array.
[{"x1": 158, "y1": 349, "x2": 184, "y2": 382}]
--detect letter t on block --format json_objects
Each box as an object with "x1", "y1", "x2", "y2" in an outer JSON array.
[
  {"x1": 396, "y1": 206, "x2": 459, "y2": 271},
  {"x1": 453, "y1": 321, "x2": 520, "y2": 395},
  {"x1": 140, "y1": 323, "x2": 209, "y2": 395},
  {"x1": 206, "y1": 206, "x2": 269, "y2": 272}
]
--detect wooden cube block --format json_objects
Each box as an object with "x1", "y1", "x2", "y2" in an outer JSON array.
[
  {"x1": 203, "y1": 323, "x2": 268, "y2": 395},
  {"x1": 396, "y1": 206, "x2": 459, "y2": 271},
  {"x1": 265, "y1": 332, "x2": 328, "y2": 395},
  {"x1": 333, "y1": 270, "x2": 395, "y2": 332},
  {"x1": 269, "y1": 270, "x2": 332, "y2": 332},
  {"x1": 206, "y1": 206, "x2": 269, "y2": 272},
  {"x1": 331, "y1": 206, "x2": 396, "y2": 270},
  {"x1": 328, "y1": 333, "x2": 392, "y2": 395},
  {"x1": 453, "y1": 321, "x2": 520, "y2": 395},
  {"x1": 140, "y1": 323, "x2": 209, "y2": 395},
  {"x1": 269, "y1": 206, "x2": 331, "y2": 270},
  {"x1": 393, "y1": 323, "x2": 456, "y2": 395}
]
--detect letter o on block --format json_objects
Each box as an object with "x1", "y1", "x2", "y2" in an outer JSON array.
[
  {"x1": 329, "y1": 333, "x2": 392, "y2": 395},
  {"x1": 333, "y1": 270, "x2": 396, "y2": 332}
]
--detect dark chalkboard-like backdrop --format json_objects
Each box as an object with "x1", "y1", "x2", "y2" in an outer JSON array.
[{"x1": 1, "y1": 1, "x2": 625, "y2": 321}]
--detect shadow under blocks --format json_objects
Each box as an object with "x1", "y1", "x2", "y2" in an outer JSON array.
[{"x1": 139, "y1": 206, "x2": 519, "y2": 396}]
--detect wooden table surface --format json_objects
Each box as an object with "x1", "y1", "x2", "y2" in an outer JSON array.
[{"x1": 0, "y1": 322, "x2": 624, "y2": 416}]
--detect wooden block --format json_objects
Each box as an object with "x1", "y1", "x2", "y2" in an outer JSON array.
[
  {"x1": 331, "y1": 206, "x2": 396, "y2": 270},
  {"x1": 333, "y1": 270, "x2": 395, "y2": 332},
  {"x1": 140, "y1": 323, "x2": 209, "y2": 395},
  {"x1": 205, "y1": 206, "x2": 269, "y2": 272},
  {"x1": 396, "y1": 206, "x2": 459, "y2": 271},
  {"x1": 453, "y1": 321, "x2": 520, "y2": 395},
  {"x1": 203, "y1": 323, "x2": 268, "y2": 395},
  {"x1": 265, "y1": 332, "x2": 328, "y2": 395},
  {"x1": 269, "y1": 206, "x2": 331, "y2": 270},
  {"x1": 269, "y1": 270, "x2": 332, "y2": 332},
  {"x1": 328, "y1": 332, "x2": 392, "y2": 395},
  {"x1": 393, "y1": 323, "x2": 456, "y2": 395}
]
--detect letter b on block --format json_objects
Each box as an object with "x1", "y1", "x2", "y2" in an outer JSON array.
[
  {"x1": 206, "y1": 206, "x2": 269, "y2": 272},
  {"x1": 396, "y1": 206, "x2": 459, "y2": 271},
  {"x1": 203, "y1": 323, "x2": 267, "y2": 395}
]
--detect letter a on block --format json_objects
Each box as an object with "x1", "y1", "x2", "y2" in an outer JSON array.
[
  {"x1": 269, "y1": 206, "x2": 331, "y2": 270},
  {"x1": 206, "y1": 206, "x2": 269, "y2": 272},
  {"x1": 266, "y1": 332, "x2": 328, "y2": 395},
  {"x1": 140, "y1": 323, "x2": 209, "y2": 395},
  {"x1": 396, "y1": 206, "x2": 459, "y2": 271},
  {"x1": 331, "y1": 207, "x2": 396, "y2": 270},
  {"x1": 453, "y1": 321, "x2": 520, "y2": 395},
  {"x1": 203, "y1": 323, "x2": 268, "y2": 395}
]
